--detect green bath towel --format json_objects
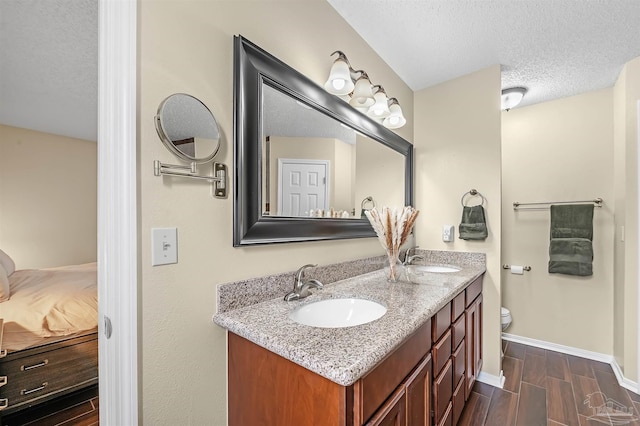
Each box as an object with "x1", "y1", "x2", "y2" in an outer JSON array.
[
  {"x1": 548, "y1": 204, "x2": 594, "y2": 276},
  {"x1": 548, "y1": 238, "x2": 593, "y2": 276},
  {"x1": 459, "y1": 205, "x2": 488, "y2": 240},
  {"x1": 550, "y1": 204, "x2": 594, "y2": 240}
]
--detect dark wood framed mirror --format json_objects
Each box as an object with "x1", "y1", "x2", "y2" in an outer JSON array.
[{"x1": 233, "y1": 35, "x2": 413, "y2": 246}]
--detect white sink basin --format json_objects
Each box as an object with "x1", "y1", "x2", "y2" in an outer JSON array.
[
  {"x1": 289, "y1": 298, "x2": 387, "y2": 328},
  {"x1": 409, "y1": 265, "x2": 461, "y2": 273}
]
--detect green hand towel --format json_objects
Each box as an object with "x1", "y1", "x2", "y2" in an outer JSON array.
[
  {"x1": 548, "y1": 238, "x2": 593, "y2": 276},
  {"x1": 459, "y1": 205, "x2": 488, "y2": 240},
  {"x1": 550, "y1": 204, "x2": 594, "y2": 240}
]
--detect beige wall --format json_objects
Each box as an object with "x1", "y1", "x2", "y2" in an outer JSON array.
[
  {"x1": 334, "y1": 138, "x2": 356, "y2": 212},
  {"x1": 354, "y1": 134, "x2": 406, "y2": 212},
  {"x1": 501, "y1": 89, "x2": 615, "y2": 354},
  {"x1": 613, "y1": 56, "x2": 640, "y2": 381},
  {"x1": 139, "y1": 0, "x2": 414, "y2": 424},
  {"x1": 413, "y1": 65, "x2": 503, "y2": 379},
  {"x1": 0, "y1": 124, "x2": 97, "y2": 269}
]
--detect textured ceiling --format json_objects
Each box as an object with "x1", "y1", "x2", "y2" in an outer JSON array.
[
  {"x1": 0, "y1": 0, "x2": 98, "y2": 141},
  {"x1": 2, "y1": 1, "x2": 640, "y2": 143},
  {"x1": 327, "y1": 0, "x2": 640, "y2": 108}
]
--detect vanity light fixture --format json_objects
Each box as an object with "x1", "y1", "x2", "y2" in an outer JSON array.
[
  {"x1": 383, "y1": 98, "x2": 407, "y2": 129},
  {"x1": 324, "y1": 51, "x2": 355, "y2": 96},
  {"x1": 349, "y1": 70, "x2": 375, "y2": 110},
  {"x1": 367, "y1": 85, "x2": 391, "y2": 119},
  {"x1": 323, "y1": 51, "x2": 406, "y2": 129},
  {"x1": 501, "y1": 87, "x2": 527, "y2": 111}
]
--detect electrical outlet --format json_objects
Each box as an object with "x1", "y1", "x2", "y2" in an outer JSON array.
[
  {"x1": 152, "y1": 228, "x2": 178, "y2": 266},
  {"x1": 442, "y1": 225, "x2": 455, "y2": 242}
]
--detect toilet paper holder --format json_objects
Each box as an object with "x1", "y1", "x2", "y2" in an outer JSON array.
[{"x1": 502, "y1": 264, "x2": 531, "y2": 271}]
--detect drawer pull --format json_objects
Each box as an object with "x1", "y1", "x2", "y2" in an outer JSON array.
[
  {"x1": 21, "y1": 359, "x2": 48, "y2": 371},
  {"x1": 0, "y1": 376, "x2": 6, "y2": 387},
  {"x1": 0, "y1": 398, "x2": 7, "y2": 410},
  {"x1": 21, "y1": 382, "x2": 48, "y2": 396}
]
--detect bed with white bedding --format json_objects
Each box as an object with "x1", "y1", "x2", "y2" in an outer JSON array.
[
  {"x1": 0, "y1": 257, "x2": 98, "y2": 415},
  {"x1": 1, "y1": 262, "x2": 98, "y2": 352}
]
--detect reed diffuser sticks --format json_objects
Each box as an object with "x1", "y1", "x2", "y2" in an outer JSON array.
[{"x1": 365, "y1": 206, "x2": 419, "y2": 282}]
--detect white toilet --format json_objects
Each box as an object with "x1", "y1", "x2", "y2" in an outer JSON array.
[{"x1": 501, "y1": 307, "x2": 512, "y2": 332}]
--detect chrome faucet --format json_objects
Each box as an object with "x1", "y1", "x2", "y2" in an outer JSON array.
[
  {"x1": 284, "y1": 264, "x2": 324, "y2": 301},
  {"x1": 403, "y1": 246, "x2": 425, "y2": 266}
]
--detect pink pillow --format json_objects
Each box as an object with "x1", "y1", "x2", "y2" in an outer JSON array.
[
  {"x1": 0, "y1": 263, "x2": 10, "y2": 302},
  {"x1": 0, "y1": 249, "x2": 15, "y2": 276}
]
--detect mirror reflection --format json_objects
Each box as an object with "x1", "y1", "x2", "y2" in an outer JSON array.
[
  {"x1": 233, "y1": 35, "x2": 413, "y2": 246},
  {"x1": 261, "y1": 84, "x2": 405, "y2": 219},
  {"x1": 155, "y1": 93, "x2": 221, "y2": 163}
]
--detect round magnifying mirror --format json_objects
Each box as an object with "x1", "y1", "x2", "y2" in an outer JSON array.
[{"x1": 155, "y1": 93, "x2": 221, "y2": 163}]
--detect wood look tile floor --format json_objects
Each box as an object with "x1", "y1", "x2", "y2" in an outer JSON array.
[{"x1": 458, "y1": 341, "x2": 640, "y2": 426}]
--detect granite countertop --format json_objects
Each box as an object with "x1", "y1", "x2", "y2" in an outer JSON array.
[{"x1": 213, "y1": 256, "x2": 485, "y2": 387}]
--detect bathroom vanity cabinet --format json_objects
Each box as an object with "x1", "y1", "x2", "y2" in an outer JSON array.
[
  {"x1": 431, "y1": 274, "x2": 483, "y2": 426},
  {"x1": 227, "y1": 275, "x2": 483, "y2": 426}
]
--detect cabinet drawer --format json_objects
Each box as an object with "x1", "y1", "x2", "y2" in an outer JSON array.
[
  {"x1": 432, "y1": 302, "x2": 451, "y2": 342},
  {"x1": 0, "y1": 338, "x2": 98, "y2": 409},
  {"x1": 452, "y1": 376, "x2": 465, "y2": 425},
  {"x1": 432, "y1": 329, "x2": 451, "y2": 376},
  {"x1": 452, "y1": 340, "x2": 465, "y2": 393},
  {"x1": 452, "y1": 292, "x2": 465, "y2": 321},
  {"x1": 452, "y1": 313, "x2": 465, "y2": 349},
  {"x1": 357, "y1": 319, "x2": 431, "y2": 424},
  {"x1": 465, "y1": 276, "x2": 483, "y2": 307},
  {"x1": 433, "y1": 358, "x2": 452, "y2": 424}
]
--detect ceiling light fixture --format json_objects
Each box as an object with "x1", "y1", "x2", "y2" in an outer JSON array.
[
  {"x1": 501, "y1": 87, "x2": 527, "y2": 111},
  {"x1": 324, "y1": 51, "x2": 406, "y2": 129}
]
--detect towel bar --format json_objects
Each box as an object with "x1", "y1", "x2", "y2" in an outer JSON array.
[{"x1": 513, "y1": 198, "x2": 603, "y2": 210}]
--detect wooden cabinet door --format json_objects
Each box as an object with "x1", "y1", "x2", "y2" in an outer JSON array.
[
  {"x1": 465, "y1": 294, "x2": 483, "y2": 400},
  {"x1": 474, "y1": 295, "x2": 483, "y2": 375},
  {"x1": 474, "y1": 294, "x2": 482, "y2": 378},
  {"x1": 465, "y1": 298, "x2": 478, "y2": 399},
  {"x1": 405, "y1": 354, "x2": 432, "y2": 426},
  {"x1": 366, "y1": 386, "x2": 406, "y2": 426}
]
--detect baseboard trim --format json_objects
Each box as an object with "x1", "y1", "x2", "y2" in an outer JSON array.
[
  {"x1": 610, "y1": 358, "x2": 640, "y2": 394},
  {"x1": 502, "y1": 333, "x2": 639, "y2": 394},
  {"x1": 477, "y1": 370, "x2": 505, "y2": 389}
]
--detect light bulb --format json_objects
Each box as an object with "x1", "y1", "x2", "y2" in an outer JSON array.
[
  {"x1": 324, "y1": 52, "x2": 354, "y2": 96},
  {"x1": 367, "y1": 88, "x2": 390, "y2": 119},
  {"x1": 383, "y1": 99, "x2": 406, "y2": 129},
  {"x1": 332, "y1": 79, "x2": 346, "y2": 91}
]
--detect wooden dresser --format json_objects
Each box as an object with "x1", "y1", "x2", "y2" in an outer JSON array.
[{"x1": 0, "y1": 334, "x2": 98, "y2": 416}]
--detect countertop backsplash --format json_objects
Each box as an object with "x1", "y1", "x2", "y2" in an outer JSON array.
[{"x1": 216, "y1": 249, "x2": 485, "y2": 313}]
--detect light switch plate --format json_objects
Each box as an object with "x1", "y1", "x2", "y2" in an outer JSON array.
[
  {"x1": 152, "y1": 228, "x2": 178, "y2": 266},
  {"x1": 442, "y1": 225, "x2": 455, "y2": 242}
]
